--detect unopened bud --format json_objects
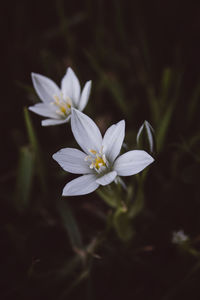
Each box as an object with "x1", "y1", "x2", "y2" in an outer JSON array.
[{"x1": 136, "y1": 120, "x2": 155, "y2": 153}]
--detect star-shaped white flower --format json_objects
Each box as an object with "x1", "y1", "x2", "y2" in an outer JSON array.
[
  {"x1": 53, "y1": 109, "x2": 154, "y2": 196},
  {"x1": 29, "y1": 67, "x2": 92, "y2": 126}
]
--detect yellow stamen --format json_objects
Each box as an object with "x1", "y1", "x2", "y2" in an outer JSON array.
[
  {"x1": 52, "y1": 95, "x2": 71, "y2": 117},
  {"x1": 86, "y1": 149, "x2": 107, "y2": 171},
  {"x1": 94, "y1": 156, "x2": 106, "y2": 170},
  {"x1": 54, "y1": 95, "x2": 60, "y2": 105},
  {"x1": 89, "y1": 149, "x2": 97, "y2": 155}
]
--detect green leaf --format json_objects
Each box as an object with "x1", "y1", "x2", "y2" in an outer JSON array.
[
  {"x1": 85, "y1": 51, "x2": 127, "y2": 115},
  {"x1": 15, "y1": 146, "x2": 34, "y2": 211},
  {"x1": 156, "y1": 102, "x2": 174, "y2": 153},
  {"x1": 24, "y1": 107, "x2": 39, "y2": 151},
  {"x1": 160, "y1": 67, "x2": 172, "y2": 106},
  {"x1": 147, "y1": 85, "x2": 160, "y2": 124},
  {"x1": 24, "y1": 107, "x2": 46, "y2": 193},
  {"x1": 187, "y1": 82, "x2": 200, "y2": 123},
  {"x1": 58, "y1": 201, "x2": 83, "y2": 250}
]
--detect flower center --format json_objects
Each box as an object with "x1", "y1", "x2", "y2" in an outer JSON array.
[
  {"x1": 52, "y1": 94, "x2": 72, "y2": 118},
  {"x1": 85, "y1": 148, "x2": 108, "y2": 173}
]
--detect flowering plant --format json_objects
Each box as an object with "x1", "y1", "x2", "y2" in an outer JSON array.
[
  {"x1": 53, "y1": 108, "x2": 154, "y2": 196},
  {"x1": 29, "y1": 68, "x2": 91, "y2": 126}
]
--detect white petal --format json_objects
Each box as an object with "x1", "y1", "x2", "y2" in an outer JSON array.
[
  {"x1": 63, "y1": 174, "x2": 99, "y2": 196},
  {"x1": 61, "y1": 67, "x2": 80, "y2": 106},
  {"x1": 53, "y1": 148, "x2": 93, "y2": 174},
  {"x1": 31, "y1": 73, "x2": 60, "y2": 103},
  {"x1": 71, "y1": 108, "x2": 102, "y2": 154},
  {"x1": 42, "y1": 118, "x2": 68, "y2": 126},
  {"x1": 114, "y1": 150, "x2": 154, "y2": 176},
  {"x1": 29, "y1": 103, "x2": 58, "y2": 118},
  {"x1": 96, "y1": 171, "x2": 117, "y2": 186},
  {"x1": 78, "y1": 81, "x2": 92, "y2": 111},
  {"x1": 102, "y1": 120, "x2": 125, "y2": 163}
]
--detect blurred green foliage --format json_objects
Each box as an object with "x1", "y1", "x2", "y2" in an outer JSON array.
[{"x1": 2, "y1": 0, "x2": 200, "y2": 299}]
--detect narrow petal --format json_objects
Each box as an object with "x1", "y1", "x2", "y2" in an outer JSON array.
[
  {"x1": 31, "y1": 73, "x2": 60, "y2": 103},
  {"x1": 114, "y1": 150, "x2": 154, "y2": 176},
  {"x1": 42, "y1": 118, "x2": 68, "y2": 126},
  {"x1": 63, "y1": 174, "x2": 99, "y2": 196},
  {"x1": 78, "y1": 81, "x2": 92, "y2": 111},
  {"x1": 53, "y1": 148, "x2": 93, "y2": 174},
  {"x1": 29, "y1": 103, "x2": 58, "y2": 118},
  {"x1": 71, "y1": 108, "x2": 102, "y2": 154},
  {"x1": 61, "y1": 67, "x2": 80, "y2": 106},
  {"x1": 96, "y1": 171, "x2": 117, "y2": 186},
  {"x1": 103, "y1": 120, "x2": 125, "y2": 163}
]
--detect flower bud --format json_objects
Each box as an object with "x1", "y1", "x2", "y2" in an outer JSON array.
[{"x1": 136, "y1": 120, "x2": 155, "y2": 153}]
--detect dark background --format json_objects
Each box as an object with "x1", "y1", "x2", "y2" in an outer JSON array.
[{"x1": 2, "y1": 0, "x2": 200, "y2": 299}]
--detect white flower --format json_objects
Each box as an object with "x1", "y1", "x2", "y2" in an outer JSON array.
[
  {"x1": 172, "y1": 230, "x2": 189, "y2": 245},
  {"x1": 53, "y1": 109, "x2": 154, "y2": 196},
  {"x1": 29, "y1": 67, "x2": 92, "y2": 126}
]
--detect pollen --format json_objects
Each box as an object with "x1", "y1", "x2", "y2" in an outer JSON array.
[
  {"x1": 89, "y1": 149, "x2": 97, "y2": 155},
  {"x1": 52, "y1": 94, "x2": 72, "y2": 117},
  {"x1": 86, "y1": 149, "x2": 107, "y2": 172},
  {"x1": 94, "y1": 156, "x2": 106, "y2": 170}
]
